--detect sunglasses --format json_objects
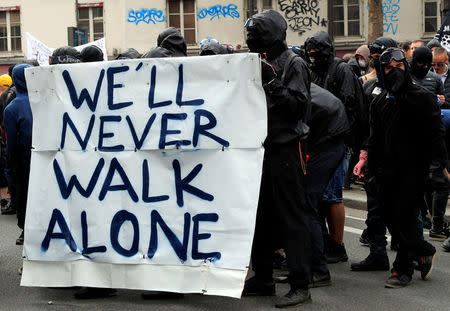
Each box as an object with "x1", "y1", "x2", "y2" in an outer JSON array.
[
  {"x1": 432, "y1": 62, "x2": 447, "y2": 68},
  {"x1": 380, "y1": 48, "x2": 405, "y2": 65}
]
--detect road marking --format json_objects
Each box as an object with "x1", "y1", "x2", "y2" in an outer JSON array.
[
  {"x1": 346, "y1": 215, "x2": 366, "y2": 221},
  {"x1": 344, "y1": 226, "x2": 392, "y2": 242}
]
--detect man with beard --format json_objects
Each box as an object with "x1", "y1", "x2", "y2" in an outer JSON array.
[
  {"x1": 243, "y1": 10, "x2": 312, "y2": 308},
  {"x1": 367, "y1": 47, "x2": 447, "y2": 287}
]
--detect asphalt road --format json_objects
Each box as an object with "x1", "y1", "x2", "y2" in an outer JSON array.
[{"x1": 1, "y1": 207, "x2": 450, "y2": 311}]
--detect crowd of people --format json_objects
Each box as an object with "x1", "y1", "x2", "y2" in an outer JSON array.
[{"x1": 0, "y1": 9, "x2": 449, "y2": 309}]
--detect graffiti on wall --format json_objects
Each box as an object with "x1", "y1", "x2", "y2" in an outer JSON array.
[
  {"x1": 197, "y1": 4, "x2": 240, "y2": 21},
  {"x1": 278, "y1": 0, "x2": 327, "y2": 34},
  {"x1": 383, "y1": 0, "x2": 400, "y2": 35},
  {"x1": 127, "y1": 9, "x2": 166, "y2": 25}
]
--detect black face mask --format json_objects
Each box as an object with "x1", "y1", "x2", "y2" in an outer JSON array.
[
  {"x1": 411, "y1": 63, "x2": 430, "y2": 79},
  {"x1": 308, "y1": 51, "x2": 327, "y2": 70},
  {"x1": 384, "y1": 67, "x2": 406, "y2": 94}
]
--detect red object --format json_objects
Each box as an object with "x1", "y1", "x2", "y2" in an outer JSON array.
[
  {"x1": 0, "y1": 6, "x2": 20, "y2": 11},
  {"x1": 78, "y1": 2, "x2": 103, "y2": 8},
  {"x1": 306, "y1": 154, "x2": 310, "y2": 163}
]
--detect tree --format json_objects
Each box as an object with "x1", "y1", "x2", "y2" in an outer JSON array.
[{"x1": 368, "y1": 0, "x2": 383, "y2": 43}]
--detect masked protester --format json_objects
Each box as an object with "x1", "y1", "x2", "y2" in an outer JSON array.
[
  {"x1": 355, "y1": 44, "x2": 370, "y2": 76},
  {"x1": 305, "y1": 31, "x2": 362, "y2": 265},
  {"x1": 350, "y1": 37, "x2": 398, "y2": 272},
  {"x1": 367, "y1": 47, "x2": 448, "y2": 288},
  {"x1": 410, "y1": 46, "x2": 444, "y2": 102},
  {"x1": 156, "y1": 27, "x2": 187, "y2": 57},
  {"x1": 243, "y1": 10, "x2": 312, "y2": 308}
]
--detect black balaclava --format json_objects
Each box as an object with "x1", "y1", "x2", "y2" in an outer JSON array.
[
  {"x1": 411, "y1": 46, "x2": 432, "y2": 79},
  {"x1": 304, "y1": 31, "x2": 334, "y2": 71},
  {"x1": 380, "y1": 48, "x2": 412, "y2": 95},
  {"x1": 369, "y1": 37, "x2": 398, "y2": 86},
  {"x1": 245, "y1": 10, "x2": 288, "y2": 61}
]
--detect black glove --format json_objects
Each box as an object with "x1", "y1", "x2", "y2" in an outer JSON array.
[{"x1": 261, "y1": 59, "x2": 277, "y2": 86}]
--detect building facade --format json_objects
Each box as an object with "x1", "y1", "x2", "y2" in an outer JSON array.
[{"x1": 0, "y1": 0, "x2": 444, "y2": 69}]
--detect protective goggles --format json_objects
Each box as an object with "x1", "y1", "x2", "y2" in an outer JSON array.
[
  {"x1": 244, "y1": 18, "x2": 256, "y2": 29},
  {"x1": 368, "y1": 42, "x2": 386, "y2": 54},
  {"x1": 380, "y1": 48, "x2": 405, "y2": 66},
  {"x1": 199, "y1": 37, "x2": 220, "y2": 46}
]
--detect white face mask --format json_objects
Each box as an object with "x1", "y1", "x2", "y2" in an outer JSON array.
[
  {"x1": 358, "y1": 60, "x2": 367, "y2": 68},
  {"x1": 309, "y1": 57, "x2": 315, "y2": 64}
]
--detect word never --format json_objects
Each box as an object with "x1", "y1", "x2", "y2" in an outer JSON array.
[
  {"x1": 127, "y1": 8, "x2": 166, "y2": 25},
  {"x1": 383, "y1": 0, "x2": 400, "y2": 35},
  {"x1": 197, "y1": 4, "x2": 240, "y2": 21},
  {"x1": 278, "y1": 0, "x2": 327, "y2": 34},
  {"x1": 41, "y1": 208, "x2": 221, "y2": 261},
  {"x1": 61, "y1": 63, "x2": 230, "y2": 150}
]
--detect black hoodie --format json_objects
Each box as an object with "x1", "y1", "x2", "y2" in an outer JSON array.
[
  {"x1": 246, "y1": 10, "x2": 311, "y2": 146},
  {"x1": 157, "y1": 27, "x2": 187, "y2": 57}
]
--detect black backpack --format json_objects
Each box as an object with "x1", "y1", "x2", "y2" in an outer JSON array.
[{"x1": 324, "y1": 57, "x2": 368, "y2": 150}]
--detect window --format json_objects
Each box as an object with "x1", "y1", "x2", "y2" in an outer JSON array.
[
  {"x1": 246, "y1": 0, "x2": 273, "y2": 19},
  {"x1": 0, "y1": 7, "x2": 21, "y2": 52},
  {"x1": 168, "y1": 0, "x2": 196, "y2": 45},
  {"x1": 331, "y1": 0, "x2": 360, "y2": 37},
  {"x1": 424, "y1": 0, "x2": 439, "y2": 33},
  {"x1": 77, "y1": 3, "x2": 104, "y2": 43}
]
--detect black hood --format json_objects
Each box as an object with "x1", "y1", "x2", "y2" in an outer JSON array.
[
  {"x1": 81, "y1": 45, "x2": 104, "y2": 62},
  {"x1": 141, "y1": 47, "x2": 172, "y2": 58},
  {"x1": 157, "y1": 27, "x2": 187, "y2": 57},
  {"x1": 411, "y1": 46, "x2": 432, "y2": 78},
  {"x1": 304, "y1": 31, "x2": 334, "y2": 67},
  {"x1": 369, "y1": 37, "x2": 398, "y2": 55},
  {"x1": 245, "y1": 10, "x2": 287, "y2": 61},
  {"x1": 380, "y1": 50, "x2": 413, "y2": 95},
  {"x1": 116, "y1": 48, "x2": 141, "y2": 60},
  {"x1": 199, "y1": 42, "x2": 228, "y2": 55}
]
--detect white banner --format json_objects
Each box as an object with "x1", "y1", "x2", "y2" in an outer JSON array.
[
  {"x1": 26, "y1": 32, "x2": 107, "y2": 66},
  {"x1": 21, "y1": 54, "x2": 267, "y2": 298}
]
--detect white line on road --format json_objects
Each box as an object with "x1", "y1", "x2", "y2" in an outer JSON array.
[
  {"x1": 344, "y1": 226, "x2": 392, "y2": 242},
  {"x1": 346, "y1": 215, "x2": 366, "y2": 221}
]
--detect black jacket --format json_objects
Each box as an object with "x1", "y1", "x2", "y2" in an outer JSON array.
[
  {"x1": 441, "y1": 67, "x2": 450, "y2": 109},
  {"x1": 367, "y1": 83, "x2": 447, "y2": 181},
  {"x1": 307, "y1": 83, "x2": 349, "y2": 152},
  {"x1": 248, "y1": 10, "x2": 311, "y2": 146},
  {"x1": 411, "y1": 70, "x2": 444, "y2": 97}
]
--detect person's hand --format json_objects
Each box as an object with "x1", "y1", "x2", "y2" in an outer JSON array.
[
  {"x1": 261, "y1": 59, "x2": 277, "y2": 85},
  {"x1": 353, "y1": 150, "x2": 368, "y2": 178}
]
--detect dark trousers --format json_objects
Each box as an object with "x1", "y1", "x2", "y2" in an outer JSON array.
[
  {"x1": 305, "y1": 142, "x2": 345, "y2": 274},
  {"x1": 251, "y1": 142, "x2": 311, "y2": 290},
  {"x1": 365, "y1": 190, "x2": 387, "y2": 255},
  {"x1": 379, "y1": 175, "x2": 436, "y2": 276},
  {"x1": 11, "y1": 159, "x2": 30, "y2": 229}
]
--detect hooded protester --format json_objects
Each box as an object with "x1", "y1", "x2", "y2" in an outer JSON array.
[
  {"x1": 355, "y1": 44, "x2": 370, "y2": 76},
  {"x1": 141, "y1": 47, "x2": 172, "y2": 58},
  {"x1": 3, "y1": 64, "x2": 33, "y2": 245},
  {"x1": 199, "y1": 41, "x2": 228, "y2": 56},
  {"x1": 157, "y1": 27, "x2": 187, "y2": 57},
  {"x1": 305, "y1": 83, "x2": 349, "y2": 288},
  {"x1": 366, "y1": 47, "x2": 447, "y2": 288},
  {"x1": 49, "y1": 46, "x2": 82, "y2": 65},
  {"x1": 305, "y1": 30, "x2": 360, "y2": 264},
  {"x1": 243, "y1": 9, "x2": 312, "y2": 308},
  {"x1": 410, "y1": 46, "x2": 445, "y2": 104},
  {"x1": 80, "y1": 45, "x2": 104, "y2": 62},
  {"x1": 116, "y1": 48, "x2": 141, "y2": 60}
]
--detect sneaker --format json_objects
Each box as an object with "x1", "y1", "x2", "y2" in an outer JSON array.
[
  {"x1": 74, "y1": 287, "x2": 117, "y2": 299},
  {"x1": 1, "y1": 199, "x2": 16, "y2": 215},
  {"x1": 384, "y1": 272, "x2": 412, "y2": 288},
  {"x1": 417, "y1": 253, "x2": 436, "y2": 280},
  {"x1": 429, "y1": 228, "x2": 450, "y2": 241},
  {"x1": 16, "y1": 230, "x2": 24, "y2": 245},
  {"x1": 350, "y1": 253, "x2": 390, "y2": 271},
  {"x1": 359, "y1": 229, "x2": 370, "y2": 247},
  {"x1": 308, "y1": 271, "x2": 331, "y2": 288},
  {"x1": 325, "y1": 240, "x2": 348, "y2": 264},
  {"x1": 443, "y1": 237, "x2": 450, "y2": 252},
  {"x1": 242, "y1": 276, "x2": 275, "y2": 296},
  {"x1": 275, "y1": 289, "x2": 311, "y2": 308}
]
